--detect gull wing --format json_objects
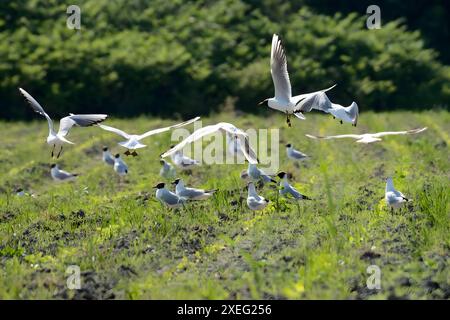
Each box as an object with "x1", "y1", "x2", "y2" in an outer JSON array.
[
  {"x1": 373, "y1": 127, "x2": 427, "y2": 138},
  {"x1": 295, "y1": 91, "x2": 332, "y2": 113},
  {"x1": 58, "y1": 114, "x2": 108, "y2": 137},
  {"x1": 293, "y1": 84, "x2": 337, "y2": 112},
  {"x1": 285, "y1": 184, "x2": 302, "y2": 199},
  {"x1": 181, "y1": 188, "x2": 206, "y2": 199},
  {"x1": 19, "y1": 88, "x2": 54, "y2": 131},
  {"x1": 305, "y1": 133, "x2": 362, "y2": 140},
  {"x1": 238, "y1": 135, "x2": 258, "y2": 164},
  {"x1": 291, "y1": 149, "x2": 308, "y2": 159},
  {"x1": 137, "y1": 116, "x2": 200, "y2": 140},
  {"x1": 162, "y1": 190, "x2": 183, "y2": 206},
  {"x1": 161, "y1": 122, "x2": 258, "y2": 163},
  {"x1": 394, "y1": 190, "x2": 407, "y2": 199},
  {"x1": 98, "y1": 124, "x2": 131, "y2": 139},
  {"x1": 222, "y1": 127, "x2": 258, "y2": 164},
  {"x1": 55, "y1": 169, "x2": 76, "y2": 180},
  {"x1": 345, "y1": 102, "x2": 359, "y2": 125},
  {"x1": 161, "y1": 123, "x2": 222, "y2": 158},
  {"x1": 248, "y1": 196, "x2": 263, "y2": 207},
  {"x1": 270, "y1": 34, "x2": 292, "y2": 102}
]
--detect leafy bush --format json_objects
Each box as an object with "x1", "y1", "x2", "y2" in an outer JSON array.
[{"x1": 0, "y1": 1, "x2": 448, "y2": 120}]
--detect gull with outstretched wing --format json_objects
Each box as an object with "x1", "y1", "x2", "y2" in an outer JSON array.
[
  {"x1": 19, "y1": 88, "x2": 108, "y2": 158},
  {"x1": 306, "y1": 127, "x2": 427, "y2": 144},
  {"x1": 161, "y1": 122, "x2": 258, "y2": 164},
  {"x1": 258, "y1": 34, "x2": 336, "y2": 127},
  {"x1": 98, "y1": 117, "x2": 200, "y2": 156}
]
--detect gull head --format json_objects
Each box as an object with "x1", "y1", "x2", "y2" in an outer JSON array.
[
  {"x1": 153, "y1": 182, "x2": 165, "y2": 189},
  {"x1": 159, "y1": 159, "x2": 166, "y2": 165},
  {"x1": 277, "y1": 171, "x2": 287, "y2": 179},
  {"x1": 50, "y1": 164, "x2": 57, "y2": 169},
  {"x1": 102, "y1": 146, "x2": 109, "y2": 152},
  {"x1": 285, "y1": 143, "x2": 292, "y2": 148},
  {"x1": 16, "y1": 188, "x2": 23, "y2": 193},
  {"x1": 171, "y1": 178, "x2": 181, "y2": 186},
  {"x1": 114, "y1": 154, "x2": 120, "y2": 159}
]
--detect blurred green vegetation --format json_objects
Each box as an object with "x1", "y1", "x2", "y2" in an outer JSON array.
[{"x1": 0, "y1": 0, "x2": 449, "y2": 120}]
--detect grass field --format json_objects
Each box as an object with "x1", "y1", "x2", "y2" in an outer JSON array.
[{"x1": 0, "y1": 110, "x2": 448, "y2": 299}]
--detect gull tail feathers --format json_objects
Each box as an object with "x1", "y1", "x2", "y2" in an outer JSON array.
[
  {"x1": 293, "y1": 112, "x2": 306, "y2": 120},
  {"x1": 59, "y1": 136, "x2": 75, "y2": 144}
]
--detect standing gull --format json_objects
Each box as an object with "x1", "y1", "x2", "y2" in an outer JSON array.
[
  {"x1": 102, "y1": 146, "x2": 115, "y2": 166},
  {"x1": 19, "y1": 88, "x2": 108, "y2": 158},
  {"x1": 50, "y1": 164, "x2": 78, "y2": 182},
  {"x1": 113, "y1": 154, "x2": 128, "y2": 176},
  {"x1": 246, "y1": 182, "x2": 270, "y2": 211},
  {"x1": 172, "y1": 178, "x2": 218, "y2": 200},
  {"x1": 154, "y1": 182, "x2": 186, "y2": 209},
  {"x1": 306, "y1": 127, "x2": 427, "y2": 144},
  {"x1": 286, "y1": 143, "x2": 308, "y2": 161},
  {"x1": 98, "y1": 117, "x2": 200, "y2": 156},
  {"x1": 277, "y1": 172, "x2": 311, "y2": 200},
  {"x1": 385, "y1": 177, "x2": 409, "y2": 209},
  {"x1": 258, "y1": 34, "x2": 336, "y2": 127}
]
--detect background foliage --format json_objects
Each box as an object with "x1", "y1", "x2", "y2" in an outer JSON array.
[{"x1": 0, "y1": 0, "x2": 449, "y2": 120}]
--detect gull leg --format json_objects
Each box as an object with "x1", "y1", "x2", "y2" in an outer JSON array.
[
  {"x1": 286, "y1": 113, "x2": 291, "y2": 127},
  {"x1": 51, "y1": 144, "x2": 56, "y2": 158},
  {"x1": 56, "y1": 146, "x2": 63, "y2": 159}
]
